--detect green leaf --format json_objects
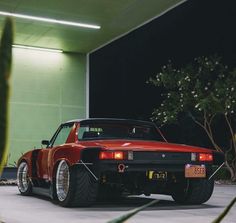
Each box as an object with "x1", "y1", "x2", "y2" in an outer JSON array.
[{"x1": 0, "y1": 17, "x2": 14, "y2": 175}]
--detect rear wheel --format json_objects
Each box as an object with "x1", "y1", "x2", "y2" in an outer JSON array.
[
  {"x1": 171, "y1": 178, "x2": 214, "y2": 204},
  {"x1": 55, "y1": 160, "x2": 97, "y2": 207},
  {"x1": 56, "y1": 160, "x2": 70, "y2": 203},
  {"x1": 17, "y1": 161, "x2": 32, "y2": 195}
]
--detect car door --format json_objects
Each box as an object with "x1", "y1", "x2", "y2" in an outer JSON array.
[{"x1": 36, "y1": 123, "x2": 74, "y2": 180}]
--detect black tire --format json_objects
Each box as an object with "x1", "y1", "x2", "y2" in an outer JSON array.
[
  {"x1": 171, "y1": 178, "x2": 214, "y2": 205},
  {"x1": 17, "y1": 161, "x2": 32, "y2": 196},
  {"x1": 55, "y1": 161, "x2": 97, "y2": 207}
]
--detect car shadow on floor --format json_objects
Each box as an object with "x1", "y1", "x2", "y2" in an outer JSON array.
[
  {"x1": 85, "y1": 196, "x2": 221, "y2": 212},
  {"x1": 16, "y1": 192, "x2": 221, "y2": 212}
]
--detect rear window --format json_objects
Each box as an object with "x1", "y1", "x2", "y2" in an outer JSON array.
[{"x1": 77, "y1": 123, "x2": 165, "y2": 141}]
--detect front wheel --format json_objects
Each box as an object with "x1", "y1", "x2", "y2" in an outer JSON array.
[
  {"x1": 55, "y1": 160, "x2": 97, "y2": 207},
  {"x1": 171, "y1": 178, "x2": 214, "y2": 205},
  {"x1": 17, "y1": 161, "x2": 32, "y2": 195}
]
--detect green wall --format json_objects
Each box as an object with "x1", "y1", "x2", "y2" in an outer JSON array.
[{"x1": 8, "y1": 48, "x2": 86, "y2": 165}]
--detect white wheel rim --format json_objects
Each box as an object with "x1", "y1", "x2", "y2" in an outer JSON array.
[
  {"x1": 17, "y1": 162, "x2": 30, "y2": 193},
  {"x1": 56, "y1": 160, "x2": 70, "y2": 202}
]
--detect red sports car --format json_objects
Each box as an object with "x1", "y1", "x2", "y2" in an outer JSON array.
[{"x1": 17, "y1": 118, "x2": 224, "y2": 207}]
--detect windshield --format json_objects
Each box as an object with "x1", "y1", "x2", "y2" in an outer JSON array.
[{"x1": 78, "y1": 123, "x2": 165, "y2": 141}]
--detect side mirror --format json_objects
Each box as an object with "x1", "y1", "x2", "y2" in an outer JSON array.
[{"x1": 41, "y1": 140, "x2": 50, "y2": 147}]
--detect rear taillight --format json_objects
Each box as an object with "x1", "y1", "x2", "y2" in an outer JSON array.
[
  {"x1": 199, "y1": 153, "x2": 213, "y2": 162},
  {"x1": 114, "y1": 151, "x2": 124, "y2": 160},
  {"x1": 99, "y1": 151, "x2": 125, "y2": 160},
  {"x1": 99, "y1": 151, "x2": 113, "y2": 159}
]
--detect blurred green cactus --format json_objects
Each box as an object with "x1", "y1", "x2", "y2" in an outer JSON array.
[{"x1": 0, "y1": 17, "x2": 13, "y2": 175}]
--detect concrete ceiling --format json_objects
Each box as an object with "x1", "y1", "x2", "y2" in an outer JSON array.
[{"x1": 0, "y1": 0, "x2": 185, "y2": 53}]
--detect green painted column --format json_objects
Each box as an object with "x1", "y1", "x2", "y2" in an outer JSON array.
[{"x1": 8, "y1": 48, "x2": 86, "y2": 165}]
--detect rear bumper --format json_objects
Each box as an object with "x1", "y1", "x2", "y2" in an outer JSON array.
[
  {"x1": 96, "y1": 150, "x2": 224, "y2": 172},
  {"x1": 96, "y1": 161, "x2": 213, "y2": 176},
  {"x1": 79, "y1": 149, "x2": 225, "y2": 179}
]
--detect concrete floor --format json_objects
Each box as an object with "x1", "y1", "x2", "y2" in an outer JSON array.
[{"x1": 0, "y1": 185, "x2": 235, "y2": 223}]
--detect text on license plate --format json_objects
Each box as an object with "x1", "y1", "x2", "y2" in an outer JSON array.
[
  {"x1": 185, "y1": 164, "x2": 206, "y2": 178},
  {"x1": 147, "y1": 171, "x2": 167, "y2": 180}
]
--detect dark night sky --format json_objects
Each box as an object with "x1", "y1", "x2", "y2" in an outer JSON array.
[{"x1": 89, "y1": 0, "x2": 236, "y2": 147}]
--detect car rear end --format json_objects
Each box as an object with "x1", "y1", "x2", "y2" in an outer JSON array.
[
  {"x1": 80, "y1": 147, "x2": 224, "y2": 204},
  {"x1": 76, "y1": 119, "x2": 225, "y2": 204}
]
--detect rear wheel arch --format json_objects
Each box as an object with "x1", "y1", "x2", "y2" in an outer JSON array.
[{"x1": 18, "y1": 158, "x2": 27, "y2": 165}]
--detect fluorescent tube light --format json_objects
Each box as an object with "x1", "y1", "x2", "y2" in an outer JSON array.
[
  {"x1": 0, "y1": 11, "x2": 100, "y2": 29},
  {"x1": 13, "y1": 45, "x2": 63, "y2": 53}
]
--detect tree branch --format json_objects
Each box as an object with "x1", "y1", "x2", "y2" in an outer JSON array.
[
  {"x1": 225, "y1": 160, "x2": 235, "y2": 179},
  {"x1": 209, "y1": 114, "x2": 216, "y2": 125},
  {"x1": 203, "y1": 111, "x2": 217, "y2": 147},
  {"x1": 224, "y1": 114, "x2": 236, "y2": 155},
  {"x1": 190, "y1": 115, "x2": 222, "y2": 152}
]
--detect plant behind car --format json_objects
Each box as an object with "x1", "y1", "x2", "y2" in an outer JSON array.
[
  {"x1": 0, "y1": 17, "x2": 13, "y2": 175},
  {"x1": 148, "y1": 55, "x2": 236, "y2": 181}
]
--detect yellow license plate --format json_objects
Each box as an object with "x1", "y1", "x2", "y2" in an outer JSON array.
[
  {"x1": 185, "y1": 164, "x2": 206, "y2": 178},
  {"x1": 147, "y1": 171, "x2": 167, "y2": 180}
]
